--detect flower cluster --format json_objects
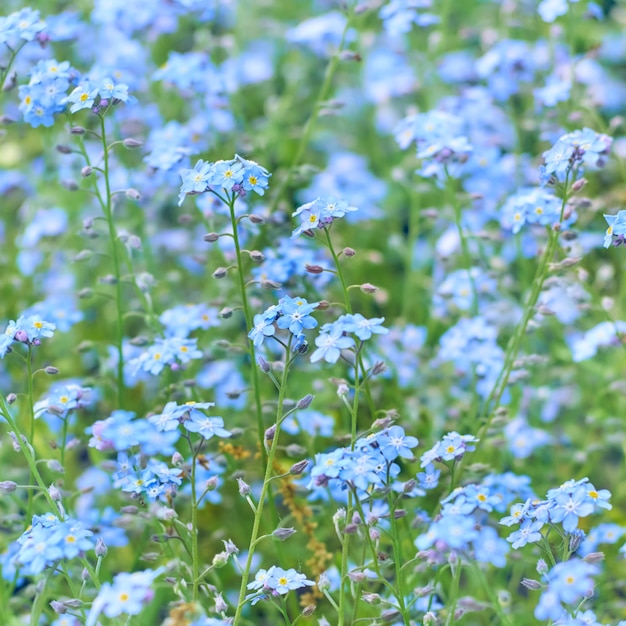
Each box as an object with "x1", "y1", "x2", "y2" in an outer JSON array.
[
  {"x1": 378, "y1": 0, "x2": 439, "y2": 35},
  {"x1": 9, "y1": 514, "x2": 94, "y2": 576},
  {"x1": 178, "y1": 155, "x2": 271, "y2": 206},
  {"x1": 64, "y1": 76, "x2": 133, "y2": 114},
  {"x1": 127, "y1": 337, "x2": 203, "y2": 376},
  {"x1": 86, "y1": 568, "x2": 164, "y2": 626},
  {"x1": 148, "y1": 401, "x2": 231, "y2": 440},
  {"x1": 311, "y1": 313, "x2": 388, "y2": 363},
  {"x1": 420, "y1": 431, "x2": 479, "y2": 467},
  {"x1": 308, "y1": 426, "x2": 418, "y2": 496},
  {"x1": 540, "y1": 128, "x2": 612, "y2": 185},
  {"x1": 248, "y1": 295, "x2": 319, "y2": 351},
  {"x1": 501, "y1": 187, "x2": 570, "y2": 233},
  {"x1": 0, "y1": 7, "x2": 45, "y2": 44},
  {"x1": 18, "y1": 59, "x2": 75, "y2": 127},
  {"x1": 291, "y1": 196, "x2": 358, "y2": 238},
  {"x1": 246, "y1": 565, "x2": 314, "y2": 605},
  {"x1": 0, "y1": 314, "x2": 55, "y2": 358},
  {"x1": 534, "y1": 559, "x2": 599, "y2": 621},
  {"x1": 501, "y1": 478, "x2": 611, "y2": 548}
]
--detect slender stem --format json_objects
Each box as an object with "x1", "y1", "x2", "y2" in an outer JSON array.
[
  {"x1": 0, "y1": 395, "x2": 61, "y2": 516},
  {"x1": 402, "y1": 187, "x2": 421, "y2": 322},
  {"x1": 227, "y1": 197, "x2": 265, "y2": 462},
  {"x1": 99, "y1": 115, "x2": 125, "y2": 408},
  {"x1": 470, "y1": 561, "x2": 513, "y2": 626},
  {"x1": 233, "y1": 348, "x2": 291, "y2": 625},
  {"x1": 387, "y1": 497, "x2": 409, "y2": 625},
  {"x1": 190, "y1": 442, "x2": 200, "y2": 602},
  {"x1": 446, "y1": 175, "x2": 479, "y2": 316},
  {"x1": 269, "y1": 10, "x2": 353, "y2": 213},
  {"x1": 444, "y1": 557, "x2": 462, "y2": 626},
  {"x1": 23, "y1": 346, "x2": 37, "y2": 523}
]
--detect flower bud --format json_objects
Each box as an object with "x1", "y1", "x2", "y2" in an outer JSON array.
[
  {"x1": 123, "y1": 138, "x2": 143, "y2": 149},
  {"x1": 204, "y1": 232, "x2": 220, "y2": 243},
  {"x1": 95, "y1": 537, "x2": 108, "y2": 557},
  {"x1": 289, "y1": 459, "x2": 309, "y2": 475},
  {"x1": 343, "y1": 247, "x2": 356, "y2": 257},
  {"x1": 305, "y1": 264, "x2": 324, "y2": 274},
  {"x1": 213, "y1": 266, "x2": 228, "y2": 279},
  {"x1": 248, "y1": 213, "x2": 265, "y2": 224},
  {"x1": 521, "y1": 578, "x2": 542, "y2": 590},
  {"x1": 56, "y1": 144, "x2": 72, "y2": 154},
  {"x1": 249, "y1": 250, "x2": 265, "y2": 262},
  {"x1": 49, "y1": 484, "x2": 62, "y2": 501},
  {"x1": 81, "y1": 166, "x2": 93, "y2": 177},
  {"x1": 272, "y1": 527, "x2": 296, "y2": 541},
  {"x1": 125, "y1": 188, "x2": 142, "y2": 201},
  {"x1": 0, "y1": 481, "x2": 17, "y2": 494},
  {"x1": 45, "y1": 366, "x2": 60, "y2": 375},
  {"x1": 265, "y1": 424, "x2": 276, "y2": 441},
  {"x1": 70, "y1": 126, "x2": 85, "y2": 135},
  {"x1": 219, "y1": 307, "x2": 233, "y2": 319},
  {"x1": 6, "y1": 393, "x2": 17, "y2": 404},
  {"x1": 360, "y1": 283, "x2": 378, "y2": 294},
  {"x1": 237, "y1": 477, "x2": 251, "y2": 496},
  {"x1": 296, "y1": 394, "x2": 314, "y2": 409}
]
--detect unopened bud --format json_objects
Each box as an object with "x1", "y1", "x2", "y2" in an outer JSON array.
[
  {"x1": 258, "y1": 356, "x2": 270, "y2": 372},
  {"x1": 360, "y1": 283, "x2": 378, "y2": 293},
  {"x1": 583, "y1": 552, "x2": 605, "y2": 564},
  {"x1": 296, "y1": 394, "x2": 314, "y2": 409},
  {"x1": 348, "y1": 570, "x2": 367, "y2": 582},
  {"x1": 272, "y1": 527, "x2": 296, "y2": 541},
  {"x1": 249, "y1": 250, "x2": 265, "y2": 262},
  {"x1": 123, "y1": 138, "x2": 143, "y2": 149},
  {"x1": 45, "y1": 366, "x2": 60, "y2": 375},
  {"x1": 302, "y1": 604, "x2": 316, "y2": 617},
  {"x1": 289, "y1": 459, "x2": 309, "y2": 475},
  {"x1": 265, "y1": 424, "x2": 276, "y2": 441},
  {"x1": 362, "y1": 593, "x2": 381, "y2": 605},
  {"x1": 536, "y1": 559, "x2": 548, "y2": 574},
  {"x1": 204, "y1": 232, "x2": 220, "y2": 243},
  {"x1": 6, "y1": 393, "x2": 17, "y2": 404},
  {"x1": 237, "y1": 477, "x2": 250, "y2": 496},
  {"x1": 81, "y1": 166, "x2": 93, "y2": 177},
  {"x1": 0, "y1": 481, "x2": 17, "y2": 494},
  {"x1": 372, "y1": 361, "x2": 386, "y2": 375},
  {"x1": 423, "y1": 611, "x2": 437, "y2": 625},
  {"x1": 213, "y1": 266, "x2": 228, "y2": 279},
  {"x1": 261, "y1": 279, "x2": 281, "y2": 289},
  {"x1": 46, "y1": 460, "x2": 64, "y2": 473},
  {"x1": 205, "y1": 475, "x2": 219, "y2": 491},
  {"x1": 343, "y1": 247, "x2": 356, "y2": 257},
  {"x1": 248, "y1": 213, "x2": 265, "y2": 224},
  {"x1": 49, "y1": 484, "x2": 62, "y2": 500},
  {"x1": 305, "y1": 264, "x2": 324, "y2": 274},
  {"x1": 214, "y1": 593, "x2": 228, "y2": 613},
  {"x1": 172, "y1": 451, "x2": 184, "y2": 466},
  {"x1": 50, "y1": 600, "x2": 66, "y2": 614},
  {"x1": 219, "y1": 307, "x2": 233, "y2": 319},
  {"x1": 125, "y1": 188, "x2": 142, "y2": 201},
  {"x1": 571, "y1": 178, "x2": 587, "y2": 192},
  {"x1": 95, "y1": 537, "x2": 107, "y2": 557},
  {"x1": 74, "y1": 250, "x2": 92, "y2": 262},
  {"x1": 62, "y1": 180, "x2": 79, "y2": 191},
  {"x1": 521, "y1": 578, "x2": 542, "y2": 590},
  {"x1": 56, "y1": 144, "x2": 72, "y2": 154},
  {"x1": 212, "y1": 551, "x2": 229, "y2": 568},
  {"x1": 70, "y1": 126, "x2": 86, "y2": 135}
]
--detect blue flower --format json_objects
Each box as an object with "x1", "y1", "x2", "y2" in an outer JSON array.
[
  {"x1": 603, "y1": 210, "x2": 626, "y2": 248},
  {"x1": 310, "y1": 329, "x2": 355, "y2": 364}
]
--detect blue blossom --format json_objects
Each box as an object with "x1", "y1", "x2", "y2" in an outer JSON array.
[
  {"x1": 310, "y1": 329, "x2": 355, "y2": 364},
  {"x1": 178, "y1": 155, "x2": 270, "y2": 206},
  {"x1": 507, "y1": 519, "x2": 544, "y2": 549},
  {"x1": 0, "y1": 8, "x2": 46, "y2": 44},
  {"x1": 603, "y1": 210, "x2": 626, "y2": 248},
  {"x1": 86, "y1": 568, "x2": 164, "y2": 626},
  {"x1": 292, "y1": 197, "x2": 358, "y2": 238},
  {"x1": 540, "y1": 128, "x2": 612, "y2": 184},
  {"x1": 128, "y1": 337, "x2": 203, "y2": 376},
  {"x1": 379, "y1": 0, "x2": 439, "y2": 35},
  {"x1": 538, "y1": 0, "x2": 576, "y2": 22}
]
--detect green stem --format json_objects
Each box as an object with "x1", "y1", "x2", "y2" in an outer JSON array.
[
  {"x1": 232, "y1": 347, "x2": 291, "y2": 625},
  {"x1": 402, "y1": 187, "x2": 421, "y2": 322},
  {"x1": 99, "y1": 115, "x2": 125, "y2": 408},
  {"x1": 470, "y1": 561, "x2": 513, "y2": 626},
  {"x1": 446, "y1": 174, "x2": 479, "y2": 316},
  {"x1": 227, "y1": 196, "x2": 265, "y2": 463},
  {"x1": 269, "y1": 10, "x2": 353, "y2": 213},
  {"x1": 190, "y1": 442, "x2": 200, "y2": 602},
  {"x1": 26, "y1": 347, "x2": 36, "y2": 523},
  {"x1": 444, "y1": 558, "x2": 462, "y2": 626}
]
